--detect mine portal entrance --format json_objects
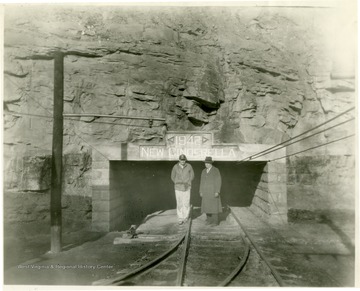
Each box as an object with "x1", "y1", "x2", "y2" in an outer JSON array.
[{"x1": 110, "y1": 160, "x2": 266, "y2": 230}]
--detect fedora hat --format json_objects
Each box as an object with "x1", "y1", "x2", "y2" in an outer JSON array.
[{"x1": 204, "y1": 156, "x2": 213, "y2": 163}]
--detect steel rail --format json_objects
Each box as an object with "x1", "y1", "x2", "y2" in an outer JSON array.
[
  {"x1": 218, "y1": 206, "x2": 251, "y2": 286},
  {"x1": 229, "y1": 207, "x2": 285, "y2": 287},
  {"x1": 94, "y1": 207, "x2": 274, "y2": 287},
  {"x1": 92, "y1": 233, "x2": 186, "y2": 286},
  {"x1": 176, "y1": 206, "x2": 193, "y2": 286},
  {"x1": 218, "y1": 244, "x2": 250, "y2": 286}
]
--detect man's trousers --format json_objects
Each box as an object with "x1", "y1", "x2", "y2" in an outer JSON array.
[{"x1": 175, "y1": 189, "x2": 191, "y2": 222}]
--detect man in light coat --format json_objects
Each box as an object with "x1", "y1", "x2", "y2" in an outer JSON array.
[
  {"x1": 171, "y1": 154, "x2": 194, "y2": 225},
  {"x1": 200, "y1": 156, "x2": 222, "y2": 226}
]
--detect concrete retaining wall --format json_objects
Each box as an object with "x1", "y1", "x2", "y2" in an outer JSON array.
[
  {"x1": 250, "y1": 161, "x2": 288, "y2": 224},
  {"x1": 287, "y1": 155, "x2": 355, "y2": 222}
]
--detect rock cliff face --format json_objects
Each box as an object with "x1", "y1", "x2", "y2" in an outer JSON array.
[
  {"x1": 4, "y1": 5, "x2": 355, "y2": 150},
  {"x1": 3, "y1": 5, "x2": 356, "y2": 229}
]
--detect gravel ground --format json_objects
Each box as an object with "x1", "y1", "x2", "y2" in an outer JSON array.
[{"x1": 4, "y1": 207, "x2": 356, "y2": 287}]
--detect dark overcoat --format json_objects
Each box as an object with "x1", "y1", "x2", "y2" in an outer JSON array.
[{"x1": 200, "y1": 166, "x2": 222, "y2": 214}]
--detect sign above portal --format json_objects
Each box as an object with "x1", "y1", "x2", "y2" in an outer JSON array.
[
  {"x1": 166, "y1": 133, "x2": 212, "y2": 148},
  {"x1": 139, "y1": 132, "x2": 238, "y2": 161},
  {"x1": 97, "y1": 131, "x2": 284, "y2": 161}
]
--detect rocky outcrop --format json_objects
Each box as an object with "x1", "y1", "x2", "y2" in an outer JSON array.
[
  {"x1": 3, "y1": 6, "x2": 354, "y2": 151},
  {"x1": 4, "y1": 153, "x2": 92, "y2": 195},
  {"x1": 5, "y1": 155, "x2": 51, "y2": 191},
  {"x1": 3, "y1": 153, "x2": 92, "y2": 232}
]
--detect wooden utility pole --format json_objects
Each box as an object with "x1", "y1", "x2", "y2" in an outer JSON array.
[{"x1": 50, "y1": 52, "x2": 64, "y2": 253}]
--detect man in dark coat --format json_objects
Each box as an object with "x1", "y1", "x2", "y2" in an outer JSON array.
[{"x1": 200, "y1": 156, "x2": 222, "y2": 226}]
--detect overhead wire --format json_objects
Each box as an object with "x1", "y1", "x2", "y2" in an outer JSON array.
[
  {"x1": 4, "y1": 114, "x2": 111, "y2": 161},
  {"x1": 243, "y1": 130, "x2": 355, "y2": 167},
  {"x1": 4, "y1": 76, "x2": 111, "y2": 161},
  {"x1": 3, "y1": 111, "x2": 164, "y2": 128},
  {"x1": 238, "y1": 106, "x2": 355, "y2": 163},
  {"x1": 269, "y1": 133, "x2": 355, "y2": 162},
  {"x1": 3, "y1": 111, "x2": 111, "y2": 160},
  {"x1": 5, "y1": 109, "x2": 355, "y2": 163},
  {"x1": 4, "y1": 111, "x2": 53, "y2": 119},
  {"x1": 67, "y1": 118, "x2": 110, "y2": 161},
  {"x1": 64, "y1": 118, "x2": 162, "y2": 128},
  {"x1": 237, "y1": 116, "x2": 355, "y2": 165}
]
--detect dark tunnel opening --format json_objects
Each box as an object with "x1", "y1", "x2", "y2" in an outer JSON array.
[{"x1": 110, "y1": 161, "x2": 266, "y2": 230}]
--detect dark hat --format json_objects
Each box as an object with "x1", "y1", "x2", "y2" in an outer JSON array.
[
  {"x1": 204, "y1": 156, "x2": 213, "y2": 163},
  {"x1": 179, "y1": 154, "x2": 187, "y2": 161}
]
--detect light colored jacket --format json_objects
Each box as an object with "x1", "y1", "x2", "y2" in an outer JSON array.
[{"x1": 171, "y1": 163, "x2": 194, "y2": 191}]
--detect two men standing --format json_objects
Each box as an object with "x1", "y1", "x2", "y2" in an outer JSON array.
[{"x1": 171, "y1": 155, "x2": 222, "y2": 226}]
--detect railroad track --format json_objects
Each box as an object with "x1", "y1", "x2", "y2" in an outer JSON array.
[{"x1": 93, "y1": 206, "x2": 285, "y2": 287}]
